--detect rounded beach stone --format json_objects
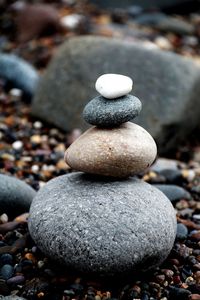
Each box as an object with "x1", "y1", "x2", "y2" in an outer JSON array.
[
  {"x1": 28, "y1": 172, "x2": 177, "y2": 276},
  {"x1": 0, "y1": 174, "x2": 36, "y2": 219},
  {"x1": 0, "y1": 297, "x2": 26, "y2": 300},
  {"x1": 65, "y1": 122, "x2": 157, "y2": 178},
  {"x1": 95, "y1": 74, "x2": 133, "y2": 99},
  {"x1": 83, "y1": 95, "x2": 142, "y2": 127}
]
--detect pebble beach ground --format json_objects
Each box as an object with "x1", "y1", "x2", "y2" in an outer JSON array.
[
  {"x1": 0, "y1": 1, "x2": 200, "y2": 299},
  {"x1": 0, "y1": 86, "x2": 199, "y2": 300}
]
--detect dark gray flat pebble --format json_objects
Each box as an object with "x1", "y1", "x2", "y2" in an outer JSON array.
[
  {"x1": 176, "y1": 223, "x2": 188, "y2": 241},
  {"x1": 0, "y1": 264, "x2": 13, "y2": 280},
  {"x1": 153, "y1": 184, "x2": 191, "y2": 203},
  {"x1": 83, "y1": 94, "x2": 142, "y2": 127},
  {"x1": 0, "y1": 254, "x2": 13, "y2": 267},
  {"x1": 0, "y1": 174, "x2": 36, "y2": 219},
  {"x1": 168, "y1": 286, "x2": 191, "y2": 300}
]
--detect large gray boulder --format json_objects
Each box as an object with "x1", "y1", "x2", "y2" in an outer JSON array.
[
  {"x1": 32, "y1": 36, "x2": 200, "y2": 153},
  {"x1": 29, "y1": 172, "x2": 176, "y2": 276}
]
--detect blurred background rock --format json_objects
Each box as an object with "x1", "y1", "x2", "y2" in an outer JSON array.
[{"x1": 0, "y1": 0, "x2": 200, "y2": 156}]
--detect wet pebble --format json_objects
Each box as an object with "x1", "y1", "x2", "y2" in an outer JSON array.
[
  {"x1": 158, "y1": 169, "x2": 183, "y2": 184},
  {"x1": 7, "y1": 275, "x2": 25, "y2": 285},
  {"x1": 0, "y1": 254, "x2": 13, "y2": 266},
  {"x1": 0, "y1": 264, "x2": 14, "y2": 280},
  {"x1": 153, "y1": 184, "x2": 191, "y2": 203},
  {"x1": 168, "y1": 286, "x2": 191, "y2": 299},
  {"x1": 193, "y1": 215, "x2": 200, "y2": 222},
  {"x1": 176, "y1": 223, "x2": 188, "y2": 241}
]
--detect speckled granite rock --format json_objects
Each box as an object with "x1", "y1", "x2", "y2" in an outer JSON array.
[
  {"x1": 0, "y1": 174, "x2": 36, "y2": 219},
  {"x1": 29, "y1": 172, "x2": 176, "y2": 276},
  {"x1": 83, "y1": 95, "x2": 141, "y2": 127},
  {"x1": 31, "y1": 36, "x2": 200, "y2": 153},
  {"x1": 65, "y1": 122, "x2": 157, "y2": 178}
]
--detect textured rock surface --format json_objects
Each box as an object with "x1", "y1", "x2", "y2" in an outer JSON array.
[
  {"x1": 29, "y1": 172, "x2": 176, "y2": 276},
  {"x1": 0, "y1": 174, "x2": 36, "y2": 219},
  {"x1": 32, "y1": 36, "x2": 200, "y2": 153},
  {"x1": 65, "y1": 122, "x2": 157, "y2": 177},
  {"x1": 0, "y1": 54, "x2": 39, "y2": 100},
  {"x1": 95, "y1": 74, "x2": 133, "y2": 99},
  {"x1": 83, "y1": 95, "x2": 141, "y2": 127}
]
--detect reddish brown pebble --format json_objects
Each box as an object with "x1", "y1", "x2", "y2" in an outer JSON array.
[
  {"x1": 156, "y1": 274, "x2": 165, "y2": 284},
  {"x1": 177, "y1": 217, "x2": 200, "y2": 230},
  {"x1": 0, "y1": 221, "x2": 19, "y2": 234},
  {"x1": 194, "y1": 263, "x2": 200, "y2": 270},
  {"x1": 190, "y1": 232, "x2": 200, "y2": 241},
  {"x1": 173, "y1": 275, "x2": 181, "y2": 284},
  {"x1": 13, "y1": 3, "x2": 60, "y2": 42},
  {"x1": 161, "y1": 269, "x2": 174, "y2": 278},
  {"x1": 190, "y1": 294, "x2": 200, "y2": 300}
]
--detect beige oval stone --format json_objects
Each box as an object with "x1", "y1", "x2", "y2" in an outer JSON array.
[{"x1": 64, "y1": 122, "x2": 157, "y2": 178}]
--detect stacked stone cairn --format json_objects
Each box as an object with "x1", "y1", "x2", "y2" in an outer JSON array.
[{"x1": 29, "y1": 74, "x2": 176, "y2": 276}]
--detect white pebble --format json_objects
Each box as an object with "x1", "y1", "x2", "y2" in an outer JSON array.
[
  {"x1": 60, "y1": 14, "x2": 83, "y2": 30},
  {"x1": 0, "y1": 213, "x2": 8, "y2": 224},
  {"x1": 95, "y1": 74, "x2": 133, "y2": 99},
  {"x1": 10, "y1": 88, "x2": 22, "y2": 98},
  {"x1": 31, "y1": 165, "x2": 39, "y2": 173},
  {"x1": 33, "y1": 121, "x2": 43, "y2": 129},
  {"x1": 155, "y1": 36, "x2": 172, "y2": 50},
  {"x1": 39, "y1": 181, "x2": 46, "y2": 188},
  {"x1": 12, "y1": 140, "x2": 23, "y2": 150},
  {"x1": 193, "y1": 214, "x2": 200, "y2": 221}
]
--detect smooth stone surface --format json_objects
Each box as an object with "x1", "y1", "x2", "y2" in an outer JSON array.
[
  {"x1": 65, "y1": 122, "x2": 157, "y2": 178},
  {"x1": 176, "y1": 223, "x2": 188, "y2": 241},
  {"x1": 0, "y1": 265, "x2": 14, "y2": 280},
  {"x1": 0, "y1": 297, "x2": 26, "y2": 300},
  {"x1": 135, "y1": 13, "x2": 194, "y2": 35},
  {"x1": 95, "y1": 74, "x2": 133, "y2": 99},
  {"x1": 83, "y1": 95, "x2": 141, "y2": 127},
  {"x1": 32, "y1": 36, "x2": 200, "y2": 154},
  {"x1": 0, "y1": 54, "x2": 39, "y2": 100},
  {"x1": 0, "y1": 174, "x2": 36, "y2": 219},
  {"x1": 90, "y1": 0, "x2": 195, "y2": 11},
  {"x1": 151, "y1": 158, "x2": 179, "y2": 172},
  {"x1": 154, "y1": 184, "x2": 191, "y2": 203},
  {"x1": 29, "y1": 172, "x2": 176, "y2": 276}
]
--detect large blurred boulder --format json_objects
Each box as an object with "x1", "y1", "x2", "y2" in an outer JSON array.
[
  {"x1": 31, "y1": 36, "x2": 200, "y2": 153},
  {"x1": 90, "y1": 0, "x2": 198, "y2": 11}
]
